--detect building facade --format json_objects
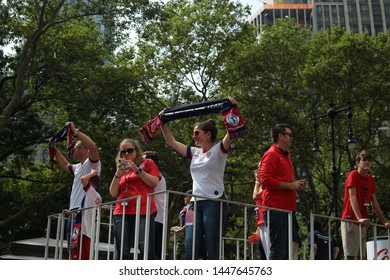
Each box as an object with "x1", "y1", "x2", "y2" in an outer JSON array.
[{"x1": 248, "y1": 0, "x2": 390, "y2": 35}]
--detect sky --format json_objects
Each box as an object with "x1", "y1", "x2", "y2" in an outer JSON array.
[{"x1": 239, "y1": 0, "x2": 264, "y2": 15}]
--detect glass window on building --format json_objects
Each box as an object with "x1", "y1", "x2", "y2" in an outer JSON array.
[
  {"x1": 348, "y1": 2, "x2": 357, "y2": 13},
  {"x1": 316, "y1": 6, "x2": 324, "y2": 30},
  {"x1": 360, "y1": 3, "x2": 369, "y2": 13},
  {"x1": 339, "y1": 5, "x2": 346, "y2": 26},
  {"x1": 324, "y1": 5, "x2": 331, "y2": 27},
  {"x1": 361, "y1": 14, "x2": 370, "y2": 24}
]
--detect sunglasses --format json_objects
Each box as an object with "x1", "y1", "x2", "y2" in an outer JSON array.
[
  {"x1": 193, "y1": 131, "x2": 206, "y2": 136},
  {"x1": 120, "y1": 148, "x2": 137, "y2": 155},
  {"x1": 70, "y1": 146, "x2": 85, "y2": 153}
]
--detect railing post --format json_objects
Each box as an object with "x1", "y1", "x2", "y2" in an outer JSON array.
[
  {"x1": 359, "y1": 223, "x2": 363, "y2": 260},
  {"x1": 373, "y1": 225, "x2": 378, "y2": 260},
  {"x1": 161, "y1": 191, "x2": 169, "y2": 260},
  {"x1": 327, "y1": 219, "x2": 331, "y2": 260},
  {"x1": 89, "y1": 206, "x2": 98, "y2": 260},
  {"x1": 219, "y1": 200, "x2": 223, "y2": 260},
  {"x1": 144, "y1": 194, "x2": 151, "y2": 260},
  {"x1": 120, "y1": 201, "x2": 126, "y2": 260},
  {"x1": 266, "y1": 208, "x2": 270, "y2": 258},
  {"x1": 192, "y1": 197, "x2": 197, "y2": 260},
  {"x1": 173, "y1": 232, "x2": 177, "y2": 260},
  {"x1": 243, "y1": 205, "x2": 247, "y2": 260},
  {"x1": 44, "y1": 216, "x2": 51, "y2": 260},
  {"x1": 107, "y1": 204, "x2": 113, "y2": 260},
  {"x1": 288, "y1": 211, "x2": 293, "y2": 260},
  {"x1": 310, "y1": 213, "x2": 315, "y2": 260},
  {"x1": 134, "y1": 196, "x2": 141, "y2": 260},
  {"x1": 54, "y1": 214, "x2": 62, "y2": 260}
]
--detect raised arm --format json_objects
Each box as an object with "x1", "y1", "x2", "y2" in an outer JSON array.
[
  {"x1": 221, "y1": 97, "x2": 236, "y2": 151},
  {"x1": 160, "y1": 124, "x2": 187, "y2": 157},
  {"x1": 253, "y1": 169, "x2": 262, "y2": 201},
  {"x1": 109, "y1": 159, "x2": 125, "y2": 198},
  {"x1": 53, "y1": 144, "x2": 70, "y2": 173},
  {"x1": 81, "y1": 169, "x2": 98, "y2": 187},
  {"x1": 67, "y1": 122, "x2": 99, "y2": 162}
]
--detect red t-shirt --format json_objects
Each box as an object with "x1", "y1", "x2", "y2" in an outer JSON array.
[
  {"x1": 341, "y1": 169, "x2": 376, "y2": 221},
  {"x1": 114, "y1": 159, "x2": 160, "y2": 216},
  {"x1": 259, "y1": 144, "x2": 297, "y2": 211}
]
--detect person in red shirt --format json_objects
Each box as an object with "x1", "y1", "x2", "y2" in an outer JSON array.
[
  {"x1": 341, "y1": 150, "x2": 390, "y2": 260},
  {"x1": 259, "y1": 124, "x2": 307, "y2": 260},
  {"x1": 109, "y1": 138, "x2": 161, "y2": 260},
  {"x1": 247, "y1": 168, "x2": 268, "y2": 260}
]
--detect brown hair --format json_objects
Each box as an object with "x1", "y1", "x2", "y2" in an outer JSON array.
[
  {"x1": 117, "y1": 138, "x2": 144, "y2": 165},
  {"x1": 89, "y1": 175, "x2": 101, "y2": 189},
  {"x1": 195, "y1": 119, "x2": 218, "y2": 142},
  {"x1": 355, "y1": 150, "x2": 373, "y2": 164}
]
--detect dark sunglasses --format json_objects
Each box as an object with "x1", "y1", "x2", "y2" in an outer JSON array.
[{"x1": 120, "y1": 148, "x2": 137, "y2": 155}]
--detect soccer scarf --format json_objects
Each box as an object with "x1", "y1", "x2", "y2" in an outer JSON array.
[
  {"x1": 49, "y1": 125, "x2": 75, "y2": 169},
  {"x1": 139, "y1": 98, "x2": 248, "y2": 144}
]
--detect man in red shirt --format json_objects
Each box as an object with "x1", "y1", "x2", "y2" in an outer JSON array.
[
  {"x1": 341, "y1": 150, "x2": 390, "y2": 260},
  {"x1": 259, "y1": 123, "x2": 307, "y2": 259}
]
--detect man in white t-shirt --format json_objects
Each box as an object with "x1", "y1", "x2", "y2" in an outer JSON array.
[{"x1": 53, "y1": 122, "x2": 101, "y2": 255}]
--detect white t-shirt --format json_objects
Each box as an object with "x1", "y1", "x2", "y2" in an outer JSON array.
[
  {"x1": 68, "y1": 158, "x2": 101, "y2": 210},
  {"x1": 82, "y1": 184, "x2": 102, "y2": 238},
  {"x1": 188, "y1": 142, "x2": 228, "y2": 200},
  {"x1": 154, "y1": 175, "x2": 167, "y2": 224}
]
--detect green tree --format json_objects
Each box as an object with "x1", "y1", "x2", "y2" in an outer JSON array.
[{"x1": 0, "y1": 0, "x2": 153, "y2": 241}]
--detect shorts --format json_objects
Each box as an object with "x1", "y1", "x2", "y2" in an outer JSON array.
[{"x1": 341, "y1": 221, "x2": 366, "y2": 258}]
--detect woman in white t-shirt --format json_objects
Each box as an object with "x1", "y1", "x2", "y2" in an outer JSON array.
[{"x1": 160, "y1": 99, "x2": 236, "y2": 260}]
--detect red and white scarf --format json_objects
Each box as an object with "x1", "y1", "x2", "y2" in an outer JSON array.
[{"x1": 139, "y1": 98, "x2": 248, "y2": 144}]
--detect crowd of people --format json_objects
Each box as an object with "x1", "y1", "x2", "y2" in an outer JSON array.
[{"x1": 51, "y1": 99, "x2": 390, "y2": 261}]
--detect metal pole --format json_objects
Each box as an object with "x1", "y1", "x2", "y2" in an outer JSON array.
[
  {"x1": 161, "y1": 191, "x2": 169, "y2": 260},
  {"x1": 44, "y1": 217, "x2": 51, "y2": 260},
  {"x1": 328, "y1": 107, "x2": 339, "y2": 219},
  {"x1": 310, "y1": 213, "x2": 315, "y2": 260},
  {"x1": 143, "y1": 194, "x2": 151, "y2": 260}
]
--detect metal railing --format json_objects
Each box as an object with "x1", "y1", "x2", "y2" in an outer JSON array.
[
  {"x1": 309, "y1": 213, "x2": 390, "y2": 260},
  {"x1": 45, "y1": 190, "x2": 334, "y2": 260}
]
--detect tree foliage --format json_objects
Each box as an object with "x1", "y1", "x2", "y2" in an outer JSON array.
[{"x1": 1, "y1": 0, "x2": 389, "y2": 255}]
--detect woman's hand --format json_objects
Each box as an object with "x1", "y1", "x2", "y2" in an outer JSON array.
[
  {"x1": 228, "y1": 96, "x2": 237, "y2": 105},
  {"x1": 115, "y1": 159, "x2": 130, "y2": 177}
]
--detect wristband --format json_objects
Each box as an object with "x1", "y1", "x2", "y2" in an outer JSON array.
[
  {"x1": 136, "y1": 168, "x2": 142, "y2": 174},
  {"x1": 83, "y1": 183, "x2": 91, "y2": 192}
]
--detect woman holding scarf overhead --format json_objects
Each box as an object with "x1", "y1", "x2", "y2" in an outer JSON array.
[{"x1": 160, "y1": 97, "x2": 238, "y2": 260}]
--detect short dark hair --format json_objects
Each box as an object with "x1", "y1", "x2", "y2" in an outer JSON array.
[
  {"x1": 356, "y1": 150, "x2": 373, "y2": 163},
  {"x1": 89, "y1": 175, "x2": 101, "y2": 189},
  {"x1": 271, "y1": 124, "x2": 291, "y2": 143},
  {"x1": 144, "y1": 151, "x2": 159, "y2": 164}
]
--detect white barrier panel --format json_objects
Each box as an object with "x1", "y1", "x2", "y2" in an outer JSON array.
[{"x1": 366, "y1": 236, "x2": 389, "y2": 260}]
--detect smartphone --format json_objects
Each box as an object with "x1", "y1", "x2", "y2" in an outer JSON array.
[{"x1": 118, "y1": 158, "x2": 126, "y2": 165}]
